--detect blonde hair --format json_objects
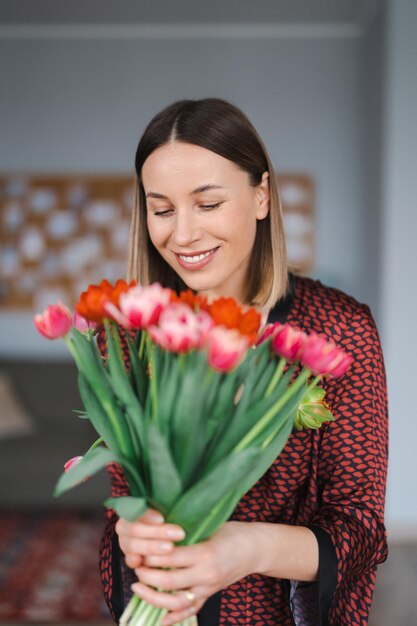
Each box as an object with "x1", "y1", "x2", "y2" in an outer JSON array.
[{"x1": 127, "y1": 98, "x2": 288, "y2": 309}]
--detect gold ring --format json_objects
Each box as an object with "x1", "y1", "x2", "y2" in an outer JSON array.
[{"x1": 185, "y1": 589, "x2": 196, "y2": 604}]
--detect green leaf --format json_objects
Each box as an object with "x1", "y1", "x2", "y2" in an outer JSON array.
[
  {"x1": 167, "y1": 448, "x2": 261, "y2": 529},
  {"x1": 156, "y1": 351, "x2": 181, "y2": 438},
  {"x1": 78, "y1": 372, "x2": 122, "y2": 451},
  {"x1": 70, "y1": 329, "x2": 113, "y2": 403},
  {"x1": 104, "y1": 321, "x2": 145, "y2": 452},
  {"x1": 54, "y1": 446, "x2": 118, "y2": 497},
  {"x1": 104, "y1": 496, "x2": 149, "y2": 522},
  {"x1": 147, "y1": 423, "x2": 182, "y2": 513},
  {"x1": 170, "y1": 352, "x2": 211, "y2": 485},
  {"x1": 126, "y1": 331, "x2": 148, "y2": 406}
]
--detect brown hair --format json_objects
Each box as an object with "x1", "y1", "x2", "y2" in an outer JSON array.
[{"x1": 127, "y1": 98, "x2": 288, "y2": 308}]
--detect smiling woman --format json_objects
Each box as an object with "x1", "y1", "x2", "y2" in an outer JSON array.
[
  {"x1": 142, "y1": 142, "x2": 270, "y2": 303},
  {"x1": 99, "y1": 98, "x2": 388, "y2": 626},
  {"x1": 127, "y1": 98, "x2": 288, "y2": 312}
]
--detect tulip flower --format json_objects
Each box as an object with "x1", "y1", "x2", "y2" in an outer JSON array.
[
  {"x1": 148, "y1": 303, "x2": 210, "y2": 352},
  {"x1": 73, "y1": 311, "x2": 98, "y2": 333},
  {"x1": 206, "y1": 326, "x2": 249, "y2": 372},
  {"x1": 257, "y1": 322, "x2": 279, "y2": 345},
  {"x1": 117, "y1": 283, "x2": 172, "y2": 329},
  {"x1": 271, "y1": 324, "x2": 307, "y2": 362},
  {"x1": 33, "y1": 302, "x2": 72, "y2": 339},
  {"x1": 301, "y1": 332, "x2": 353, "y2": 378},
  {"x1": 76, "y1": 279, "x2": 134, "y2": 324},
  {"x1": 64, "y1": 455, "x2": 83, "y2": 472},
  {"x1": 208, "y1": 297, "x2": 262, "y2": 344}
]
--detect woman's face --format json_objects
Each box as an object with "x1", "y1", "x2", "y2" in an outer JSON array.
[{"x1": 142, "y1": 141, "x2": 269, "y2": 303}]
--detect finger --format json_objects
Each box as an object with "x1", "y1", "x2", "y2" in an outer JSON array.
[
  {"x1": 130, "y1": 581, "x2": 203, "y2": 613},
  {"x1": 135, "y1": 565, "x2": 200, "y2": 591},
  {"x1": 140, "y1": 508, "x2": 165, "y2": 524},
  {"x1": 116, "y1": 518, "x2": 186, "y2": 542},
  {"x1": 143, "y1": 543, "x2": 207, "y2": 569},
  {"x1": 124, "y1": 553, "x2": 143, "y2": 569},
  {"x1": 118, "y1": 536, "x2": 176, "y2": 557}
]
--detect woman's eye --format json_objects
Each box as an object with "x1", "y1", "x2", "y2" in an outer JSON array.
[
  {"x1": 200, "y1": 202, "x2": 221, "y2": 210},
  {"x1": 153, "y1": 209, "x2": 173, "y2": 217}
]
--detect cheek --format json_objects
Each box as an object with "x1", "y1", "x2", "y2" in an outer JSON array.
[{"x1": 147, "y1": 216, "x2": 170, "y2": 250}]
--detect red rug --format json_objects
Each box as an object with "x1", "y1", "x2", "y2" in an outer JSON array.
[{"x1": 0, "y1": 511, "x2": 113, "y2": 623}]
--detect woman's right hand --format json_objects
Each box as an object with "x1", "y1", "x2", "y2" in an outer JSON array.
[{"x1": 115, "y1": 508, "x2": 186, "y2": 569}]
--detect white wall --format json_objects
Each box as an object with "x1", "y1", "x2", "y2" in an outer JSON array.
[
  {"x1": 380, "y1": 0, "x2": 417, "y2": 531},
  {"x1": 0, "y1": 29, "x2": 371, "y2": 356}
]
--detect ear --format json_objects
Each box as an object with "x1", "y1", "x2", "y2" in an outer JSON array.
[{"x1": 255, "y1": 171, "x2": 270, "y2": 220}]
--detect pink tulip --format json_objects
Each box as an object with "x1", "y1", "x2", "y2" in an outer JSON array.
[
  {"x1": 64, "y1": 456, "x2": 83, "y2": 472},
  {"x1": 148, "y1": 303, "x2": 211, "y2": 352},
  {"x1": 206, "y1": 326, "x2": 249, "y2": 372},
  {"x1": 33, "y1": 302, "x2": 72, "y2": 339},
  {"x1": 73, "y1": 311, "x2": 98, "y2": 333},
  {"x1": 257, "y1": 323, "x2": 279, "y2": 345},
  {"x1": 117, "y1": 283, "x2": 172, "y2": 329},
  {"x1": 271, "y1": 324, "x2": 307, "y2": 362},
  {"x1": 301, "y1": 332, "x2": 353, "y2": 378}
]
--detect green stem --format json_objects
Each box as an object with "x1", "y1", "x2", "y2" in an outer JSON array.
[
  {"x1": 265, "y1": 357, "x2": 286, "y2": 397},
  {"x1": 138, "y1": 330, "x2": 147, "y2": 360},
  {"x1": 185, "y1": 489, "x2": 234, "y2": 545},
  {"x1": 233, "y1": 368, "x2": 311, "y2": 453},
  {"x1": 85, "y1": 436, "x2": 104, "y2": 455},
  {"x1": 150, "y1": 348, "x2": 158, "y2": 422}
]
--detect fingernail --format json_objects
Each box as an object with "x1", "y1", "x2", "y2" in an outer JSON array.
[
  {"x1": 150, "y1": 512, "x2": 165, "y2": 523},
  {"x1": 131, "y1": 582, "x2": 144, "y2": 595},
  {"x1": 159, "y1": 541, "x2": 173, "y2": 551},
  {"x1": 166, "y1": 528, "x2": 185, "y2": 540}
]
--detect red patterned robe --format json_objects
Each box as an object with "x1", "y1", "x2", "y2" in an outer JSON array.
[{"x1": 98, "y1": 273, "x2": 388, "y2": 626}]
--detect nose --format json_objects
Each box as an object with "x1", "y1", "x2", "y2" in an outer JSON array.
[{"x1": 171, "y1": 210, "x2": 202, "y2": 247}]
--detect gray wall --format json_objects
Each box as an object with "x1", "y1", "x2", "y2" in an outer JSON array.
[
  {"x1": 0, "y1": 31, "x2": 373, "y2": 356},
  {"x1": 380, "y1": 0, "x2": 417, "y2": 531}
]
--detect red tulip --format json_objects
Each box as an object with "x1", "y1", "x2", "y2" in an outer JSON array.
[
  {"x1": 301, "y1": 332, "x2": 353, "y2": 378},
  {"x1": 34, "y1": 302, "x2": 72, "y2": 339},
  {"x1": 206, "y1": 326, "x2": 249, "y2": 372},
  {"x1": 271, "y1": 324, "x2": 307, "y2": 362}
]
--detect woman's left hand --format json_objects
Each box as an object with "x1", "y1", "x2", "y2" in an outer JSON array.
[{"x1": 131, "y1": 520, "x2": 260, "y2": 626}]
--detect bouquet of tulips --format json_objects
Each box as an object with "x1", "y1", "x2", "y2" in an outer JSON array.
[{"x1": 33, "y1": 279, "x2": 352, "y2": 626}]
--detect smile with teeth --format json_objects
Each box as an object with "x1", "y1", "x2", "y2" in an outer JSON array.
[{"x1": 177, "y1": 248, "x2": 218, "y2": 264}]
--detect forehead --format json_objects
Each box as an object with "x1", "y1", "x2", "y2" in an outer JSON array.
[{"x1": 141, "y1": 142, "x2": 243, "y2": 189}]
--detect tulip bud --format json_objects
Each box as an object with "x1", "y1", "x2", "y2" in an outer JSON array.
[
  {"x1": 73, "y1": 311, "x2": 98, "y2": 333},
  {"x1": 206, "y1": 326, "x2": 249, "y2": 372},
  {"x1": 301, "y1": 333, "x2": 352, "y2": 378},
  {"x1": 271, "y1": 325, "x2": 307, "y2": 362},
  {"x1": 64, "y1": 456, "x2": 83, "y2": 472},
  {"x1": 294, "y1": 387, "x2": 334, "y2": 431},
  {"x1": 34, "y1": 302, "x2": 72, "y2": 339}
]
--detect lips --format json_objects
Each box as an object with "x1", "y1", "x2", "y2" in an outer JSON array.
[{"x1": 174, "y1": 246, "x2": 219, "y2": 270}]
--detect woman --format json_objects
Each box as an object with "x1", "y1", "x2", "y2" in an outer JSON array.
[{"x1": 99, "y1": 98, "x2": 388, "y2": 626}]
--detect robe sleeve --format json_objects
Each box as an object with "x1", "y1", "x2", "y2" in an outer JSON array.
[
  {"x1": 96, "y1": 326, "x2": 137, "y2": 622},
  {"x1": 304, "y1": 303, "x2": 389, "y2": 625}
]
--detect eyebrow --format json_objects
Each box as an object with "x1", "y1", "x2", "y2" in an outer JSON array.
[{"x1": 145, "y1": 184, "x2": 226, "y2": 200}]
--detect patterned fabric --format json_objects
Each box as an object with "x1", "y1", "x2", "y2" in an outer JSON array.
[{"x1": 97, "y1": 274, "x2": 388, "y2": 626}]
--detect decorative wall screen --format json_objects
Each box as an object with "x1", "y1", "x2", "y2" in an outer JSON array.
[{"x1": 0, "y1": 173, "x2": 314, "y2": 311}]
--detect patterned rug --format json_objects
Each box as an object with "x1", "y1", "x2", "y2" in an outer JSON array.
[{"x1": 0, "y1": 511, "x2": 113, "y2": 623}]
